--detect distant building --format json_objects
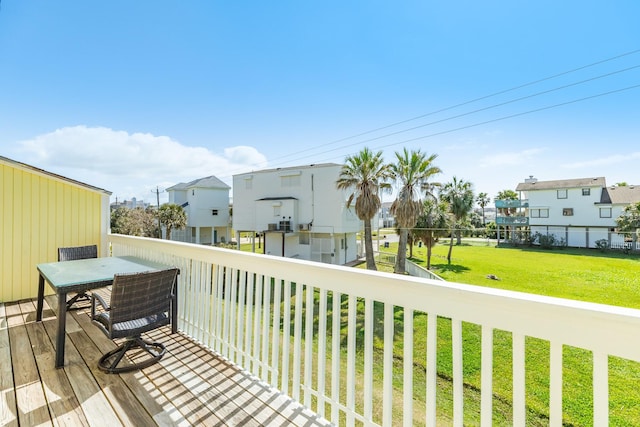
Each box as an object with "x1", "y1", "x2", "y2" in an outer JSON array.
[
  {"x1": 166, "y1": 176, "x2": 231, "y2": 245},
  {"x1": 379, "y1": 202, "x2": 395, "y2": 228},
  {"x1": 233, "y1": 163, "x2": 361, "y2": 265},
  {"x1": 514, "y1": 176, "x2": 640, "y2": 249},
  {"x1": 110, "y1": 197, "x2": 150, "y2": 210}
]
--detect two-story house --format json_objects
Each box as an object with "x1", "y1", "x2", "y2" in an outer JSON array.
[
  {"x1": 232, "y1": 163, "x2": 361, "y2": 265},
  {"x1": 515, "y1": 176, "x2": 640, "y2": 248},
  {"x1": 166, "y1": 176, "x2": 231, "y2": 245}
]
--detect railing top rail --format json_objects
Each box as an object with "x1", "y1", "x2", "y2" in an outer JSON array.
[{"x1": 109, "y1": 233, "x2": 640, "y2": 362}]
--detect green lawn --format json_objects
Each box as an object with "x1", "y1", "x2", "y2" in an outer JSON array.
[
  {"x1": 370, "y1": 242, "x2": 640, "y2": 425},
  {"x1": 405, "y1": 242, "x2": 640, "y2": 309}
]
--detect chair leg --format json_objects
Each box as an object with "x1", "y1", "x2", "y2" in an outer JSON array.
[
  {"x1": 66, "y1": 292, "x2": 92, "y2": 310},
  {"x1": 98, "y1": 337, "x2": 166, "y2": 374}
]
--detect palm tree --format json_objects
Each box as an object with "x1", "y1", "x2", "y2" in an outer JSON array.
[
  {"x1": 616, "y1": 201, "x2": 640, "y2": 247},
  {"x1": 336, "y1": 148, "x2": 391, "y2": 270},
  {"x1": 476, "y1": 192, "x2": 490, "y2": 226},
  {"x1": 413, "y1": 197, "x2": 449, "y2": 270},
  {"x1": 389, "y1": 148, "x2": 441, "y2": 274},
  {"x1": 441, "y1": 177, "x2": 474, "y2": 263},
  {"x1": 158, "y1": 203, "x2": 187, "y2": 240}
]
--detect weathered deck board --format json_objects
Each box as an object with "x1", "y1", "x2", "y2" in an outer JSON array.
[
  {"x1": 0, "y1": 303, "x2": 18, "y2": 427},
  {"x1": 2, "y1": 299, "x2": 332, "y2": 427}
]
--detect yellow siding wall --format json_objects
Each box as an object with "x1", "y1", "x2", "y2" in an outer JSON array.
[{"x1": 1, "y1": 163, "x2": 104, "y2": 302}]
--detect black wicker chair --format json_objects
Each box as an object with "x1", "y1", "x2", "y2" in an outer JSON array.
[
  {"x1": 58, "y1": 245, "x2": 98, "y2": 309},
  {"x1": 91, "y1": 268, "x2": 179, "y2": 373}
]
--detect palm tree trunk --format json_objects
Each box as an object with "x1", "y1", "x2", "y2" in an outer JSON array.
[
  {"x1": 395, "y1": 228, "x2": 408, "y2": 274},
  {"x1": 408, "y1": 234, "x2": 414, "y2": 259},
  {"x1": 426, "y1": 240, "x2": 432, "y2": 270},
  {"x1": 456, "y1": 229, "x2": 462, "y2": 245},
  {"x1": 447, "y1": 233, "x2": 454, "y2": 264},
  {"x1": 363, "y1": 219, "x2": 377, "y2": 270}
]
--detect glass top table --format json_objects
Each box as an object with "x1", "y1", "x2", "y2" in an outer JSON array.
[{"x1": 36, "y1": 256, "x2": 178, "y2": 368}]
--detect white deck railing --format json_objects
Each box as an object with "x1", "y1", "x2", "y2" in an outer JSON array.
[{"x1": 109, "y1": 234, "x2": 640, "y2": 426}]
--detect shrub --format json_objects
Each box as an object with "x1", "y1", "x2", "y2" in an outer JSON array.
[
  {"x1": 595, "y1": 239, "x2": 609, "y2": 252},
  {"x1": 533, "y1": 232, "x2": 565, "y2": 249}
]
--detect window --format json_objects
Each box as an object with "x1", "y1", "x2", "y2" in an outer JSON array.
[
  {"x1": 245, "y1": 179, "x2": 252, "y2": 190},
  {"x1": 212, "y1": 209, "x2": 218, "y2": 216},
  {"x1": 557, "y1": 189, "x2": 567, "y2": 199},
  {"x1": 582, "y1": 188, "x2": 590, "y2": 196},
  {"x1": 530, "y1": 208, "x2": 549, "y2": 218},
  {"x1": 273, "y1": 206, "x2": 281, "y2": 217},
  {"x1": 281, "y1": 175, "x2": 301, "y2": 187},
  {"x1": 562, "y1": 208, "x2": 573, "y2": 216},
  {"x1": 600, "y1": 207, "x2": 612, "y2": 218}
]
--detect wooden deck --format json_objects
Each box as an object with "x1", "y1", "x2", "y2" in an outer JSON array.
[{"x1": 0, "y1": 296, "x2": 332, "y2": 427}]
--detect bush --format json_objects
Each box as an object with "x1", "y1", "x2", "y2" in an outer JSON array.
[
  {"x1": 532, "y1": 232, "x2": 567, "y2": 249},
  {"x1": 595, "y1": 239, "x2": 609, "y2": 252}
]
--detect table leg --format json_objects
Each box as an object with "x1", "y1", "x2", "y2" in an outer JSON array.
[
  {"x1": 36, "y1": 274, "x2": 45, "y2": 321},
  {"x1": 55, "y1": 291, "x2": 68, "y2": 368}
]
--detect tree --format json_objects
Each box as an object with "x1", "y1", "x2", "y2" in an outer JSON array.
[
  {"x1": 389, "y1": 148, "x2": 441, "y2": 274},
  {"x1": 413, "y1": 197, "x2": 449, "y2": 270},
  {"x1": 158, "y1": 203, "x2": 187, "y2": 240},
  {"x1": 441, "y1": 177, "x2": 474, "y2": 263},
  {"x1": 336, "y1": 147, "x2": 391, "y2": 270},
  {"x1": 110, "y1": 206, "x2": 159, "y2": 237},
  {"x1": 476, "y1": 192, "x2": 490, "y2": 225},
  {"x1": 616, "y1": 201, "x2": 640, "y2": 246},
  {"x1": 495, "y1": 189, "x2": 518, "y2": 216}
]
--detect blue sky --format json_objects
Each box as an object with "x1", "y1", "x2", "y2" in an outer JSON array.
[{"x1": 1, "y1": 1, "x2": 638, "y2": 204}]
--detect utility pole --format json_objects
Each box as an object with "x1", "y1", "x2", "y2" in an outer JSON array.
[{"x1": 152, "y1": 187, "x2": 164, "y2": 238}]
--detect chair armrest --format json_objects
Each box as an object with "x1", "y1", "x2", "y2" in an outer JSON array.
[{"x1": 91, "y1": 293, "x2": 110, "y2": 320}]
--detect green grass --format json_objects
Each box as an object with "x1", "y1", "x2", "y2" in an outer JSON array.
[
  {"x1": 408, "y1": 242, "x2": 640, "y2": 308},
  {"x1": 370, "y1": 242, "x2": 640, "y2": 425}
]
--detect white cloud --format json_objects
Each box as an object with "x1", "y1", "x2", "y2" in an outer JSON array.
[{"x1": 17, "y1": 126, "x2": 269, "y2": 203}]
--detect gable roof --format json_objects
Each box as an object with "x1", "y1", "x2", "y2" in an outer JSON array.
[
  {"x1": 599, "y1": 185, "x2": 640, "y2": 205},
  {"x1": 166, "y1": 175, "x2": 230, "y2": 191},
  {"x1": 234, "y1": 163, "x2": 341, "y2": 176},
  {"x1": 516, "y1": 177, "x2": 606, "y2": 191},
  {"x1": 0, "y1": 155, "x2": 111, "y2": 195}
]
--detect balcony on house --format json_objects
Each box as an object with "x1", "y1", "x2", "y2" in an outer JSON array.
[
  {"x1": 495, "y1": 215, "x2": 530, "y2": 225},
  {"x1": 4, "y1": 234, "x2": 640, "y2": 426},
  {"x1": 494, "y1": 199, "x2": 529, "y2": 209}
]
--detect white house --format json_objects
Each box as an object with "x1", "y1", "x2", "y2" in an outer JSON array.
[
  {"x1": 232, "y1": 163, "x2": 361, "y2": 265},
  {"x1": 515, "y1": 176, "x2": 640, "y2": 248},
  {"x1": 166, "y1": 176, "x2": 231, "y2": 245}
]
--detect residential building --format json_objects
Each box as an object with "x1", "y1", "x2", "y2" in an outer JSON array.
[
  {"x1": 166, "y1": 175, "x2": 231, "y2": 245},
  {"x1": 0, "y1": 156, "x2": 111, "y2": 301},
  {"x1": 233, "y1": 163, "x2": 361, "y2": 264},
  {"x1": 515, "y1": 176, "x2": 640, "y2": 248},
  {"x1": 378, "y1": 201, "x2": 395, "y2": 228}
]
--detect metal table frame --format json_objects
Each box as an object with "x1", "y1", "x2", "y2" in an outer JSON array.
[{"x1": 36, "y1": 256, "x2": 178, "y2": 368}]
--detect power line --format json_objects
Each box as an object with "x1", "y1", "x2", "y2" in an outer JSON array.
[
  {"x1": 361, "y1": 83, "x2": 640, "y2": 154},
  {"x1": 262, "y1": 48, "x2": 640, "y2": 166},
  {"x1": 259, "y1": 65, "x2": 640, "y2": 167},
  {"x1": 211, "y1": 50, "x2": 640, "y2": 184}
]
